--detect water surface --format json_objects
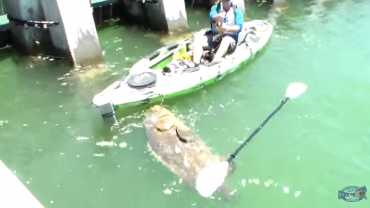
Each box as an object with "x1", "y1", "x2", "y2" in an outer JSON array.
[{"x1": 0, "y1": 0, "x2": 369, "y2": 207}]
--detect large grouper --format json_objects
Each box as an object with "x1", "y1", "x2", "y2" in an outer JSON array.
[{"x1": 143, "y1": 105, "x2": 235, "y2": 198}]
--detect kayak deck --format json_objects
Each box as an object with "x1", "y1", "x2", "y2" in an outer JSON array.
[{"x1": 93, "y1": 20, "x2": 273, "y2": 117}]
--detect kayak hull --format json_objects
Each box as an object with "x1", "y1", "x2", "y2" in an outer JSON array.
[{"x1": 93, "y1": 20, "x2": 273, "y2": 117}]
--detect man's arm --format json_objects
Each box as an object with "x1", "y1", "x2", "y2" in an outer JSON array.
[
  {"x1": 209, "y1": 5, "x2": 219, "y2": 20},
  {"x1": 224, "y1": 9, "x2": 244, "y2": 34}
]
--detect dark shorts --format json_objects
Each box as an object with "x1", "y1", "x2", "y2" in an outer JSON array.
[{"x1": 204, "y1": 30, "x2": 237, "y2": 53}]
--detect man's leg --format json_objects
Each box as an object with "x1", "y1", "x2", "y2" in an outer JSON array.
[
  {"x1": 211, "y1": 36, "x2": 236, "y2": 63},
  {"x1": 192, "y1": 31, "x2": 214, "y2": 65}
]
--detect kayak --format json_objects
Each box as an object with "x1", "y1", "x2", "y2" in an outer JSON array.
[{"x1": 93, "y1": 20, "x2": 273, "y2": 117}]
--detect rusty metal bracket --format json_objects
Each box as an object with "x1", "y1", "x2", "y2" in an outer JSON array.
[{"x1": 7, "y1": 15, "x2": 59, "y2": 29}]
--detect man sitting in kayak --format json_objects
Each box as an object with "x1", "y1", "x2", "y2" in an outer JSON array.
[{"x1": 191, "y1": 0, "x2": 244, "y2": 67}]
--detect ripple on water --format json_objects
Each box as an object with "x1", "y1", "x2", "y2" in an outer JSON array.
[
  {"x1": 238, "y1": 178, "x2": 302, "y2": 198},
  {"x1": 76, "y1": 136, "x2": 89, "y2": 141},
  {"x1": 159, "y1": 175, "x2": 302, "y2": 202},
  {"x1": 0, "y1": 120, "x2": 9, "y2": 126}
]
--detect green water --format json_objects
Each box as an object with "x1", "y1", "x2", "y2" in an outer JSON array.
[{"x1": 0, "y1": 0, "x2": 369, "y2": 207}]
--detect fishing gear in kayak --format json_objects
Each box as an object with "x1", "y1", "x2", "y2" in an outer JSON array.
[
  {"x1": 195, "y1": 83, "x2": 308, "y2": 198},
  {"x1": 92, "y1": 20, "x2": 273, "y2": 119}
]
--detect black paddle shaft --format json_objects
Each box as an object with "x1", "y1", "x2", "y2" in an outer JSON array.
[{"x1": 227, "y1": 97, "x2": 290, "y2": 163}]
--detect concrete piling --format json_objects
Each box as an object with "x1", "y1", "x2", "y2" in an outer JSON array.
[
  {"x1": 4, "y1": 0, "x2": 105, "y2": 68},
  {"x1": 3, "y1": 0, "x2": 55, "y2": 56},
  {"x1": 233, "y1": 0, "x2": 246, "y2": 17},
  {"x1": 122, "y1": 0, "x2": 189, "y2": 33},
  {"x1": 41, "y1": 0, "x2": 105, "y2": 68},
  {"x1": 144, "y1": 0, "x2": 189, "y2": 33}
]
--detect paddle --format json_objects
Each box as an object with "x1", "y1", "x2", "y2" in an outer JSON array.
[{"x1": 195, "y1": 82, "x2": 308, "y2": 198}]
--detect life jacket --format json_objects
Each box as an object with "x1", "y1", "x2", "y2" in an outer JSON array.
[{"x1": 210, "y1": 2, "x2": 237, "y2": 33}]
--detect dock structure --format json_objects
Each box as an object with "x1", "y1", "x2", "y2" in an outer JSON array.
[
  {"x1": 0, "y1": 160, "x2": 45, "y2": 208},
  {"x1": 2, "y1": 0, "x2": 106, "y2": 68},
  {"x1": 0, "y1": 0, "x2": 247, "y2": 66},
  {"x1": 0, "y1": 0, "x2": 119, "y2": 31}
]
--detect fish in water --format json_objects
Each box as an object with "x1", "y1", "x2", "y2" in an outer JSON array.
[{"x1": 143, "y1": 105, "x2": 235, "y2": 198}]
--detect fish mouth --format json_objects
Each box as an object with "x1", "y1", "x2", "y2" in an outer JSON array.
[{"x1": 144, "y1": 105, "x2": 195, "y2": 143}]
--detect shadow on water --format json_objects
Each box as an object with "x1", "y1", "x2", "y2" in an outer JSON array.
[{"x1": 0, "y1": 46, "x2": 13, "y2": 62}]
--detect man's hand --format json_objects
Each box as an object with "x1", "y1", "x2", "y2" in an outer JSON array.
[
  {"x1": 213, "y1": 14, "x2": 223, "y2": 21},
  {"x1": 213, "y1": 14, "x2": 223, "y2": 26},
  {"x1": 217, "y1": 25, "x2": 228, "y2": 33}
]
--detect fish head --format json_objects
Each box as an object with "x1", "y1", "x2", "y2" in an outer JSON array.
[
  {"x1": 145, "y1": 105, "x2": 177, "y2": 132},
  {"x1": 356, "y1": 190, "x2": 366, "y2": 198}
]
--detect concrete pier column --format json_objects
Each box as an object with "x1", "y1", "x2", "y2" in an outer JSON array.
[
  {"x1": 4, "y1": 0, "x2": 104, "y2": 67},
  {"x1": 144, "y1": 0, "x2": 189, "y2": 33},
  {"x1": 3, "y1": 0, "x2": 55, "y2": 56},
  {"x1": 233, "y1": 0, "x2": 246, "y2": 17},
  {"x1": 40, "y1": 0, "x2": 105, "y2": 68}
]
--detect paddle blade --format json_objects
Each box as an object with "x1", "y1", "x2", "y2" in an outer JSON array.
[
  {"x1": 195, "y1": 161, "x2": 230, "y2": 198},
  {"x1": 286, "y1": 83, "x2": 307, "y2": 99}
]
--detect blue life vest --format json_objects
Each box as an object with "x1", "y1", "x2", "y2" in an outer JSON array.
[{"x1": 210, "y1": 2, "x2": 237, "y2": 33}]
